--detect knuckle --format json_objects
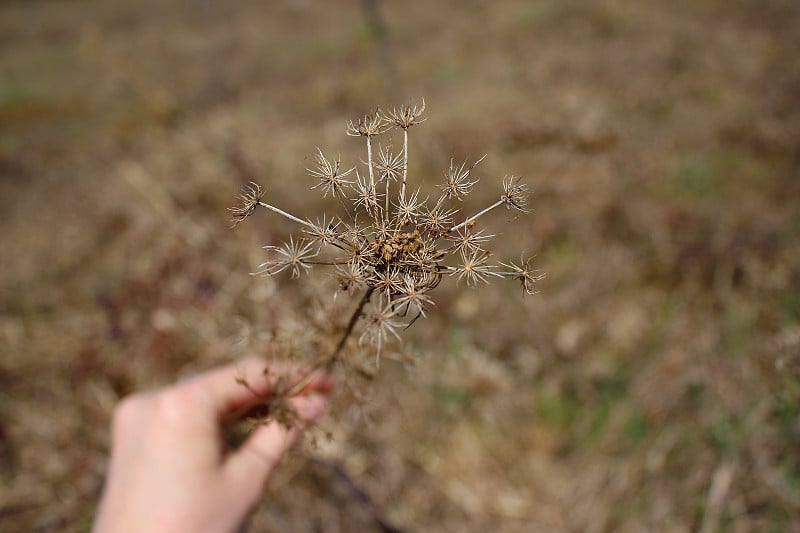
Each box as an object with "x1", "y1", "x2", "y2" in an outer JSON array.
[
  {"x1": 111, "y1": 394, "x2": 148, "y2": 434},
  {"x1": 151, "y1": 388, "x2": 195, "y2": 423}
]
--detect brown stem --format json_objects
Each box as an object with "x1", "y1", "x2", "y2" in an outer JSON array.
[
  {"x1": 328, "y1": 286, "x2": 375, "y2": 366},
  {"x1": 285, "y1": 287, "x2": 375, "y2": 397}
]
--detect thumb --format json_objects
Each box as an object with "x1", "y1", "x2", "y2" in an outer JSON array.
[{"x1": 224, "y1": 394, "x2": 329, "y2": 493}]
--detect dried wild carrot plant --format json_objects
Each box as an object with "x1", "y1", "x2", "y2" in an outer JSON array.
[{"x1": 229, "y1": 101, "x2": 543, "y2": 423}]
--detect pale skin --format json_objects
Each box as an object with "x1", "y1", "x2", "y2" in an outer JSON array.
[{"x1": 93, "y1": 358, "x2": 333, "y2": 533}]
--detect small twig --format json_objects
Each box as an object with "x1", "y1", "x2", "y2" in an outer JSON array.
[{"x1": 307, "y1": 456, "x2": 405, "y2": 533}]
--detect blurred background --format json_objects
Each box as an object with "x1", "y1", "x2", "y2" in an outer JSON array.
[{"x1": 1, "y1": 0, "x2": 799, "y2": 531}]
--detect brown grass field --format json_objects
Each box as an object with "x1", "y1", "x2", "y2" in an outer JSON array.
[{"x1": 1, "y1": 0, "x2": 799, "y2": 531}]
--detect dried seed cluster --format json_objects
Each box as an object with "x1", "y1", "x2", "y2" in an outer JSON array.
[{"x1": 230, "y1": 101, "x2": 544, "y2": 366}]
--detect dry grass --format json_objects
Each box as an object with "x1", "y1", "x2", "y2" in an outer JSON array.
[{"x1": 1, "y1": 0, "x2": 799, "y2": 531}]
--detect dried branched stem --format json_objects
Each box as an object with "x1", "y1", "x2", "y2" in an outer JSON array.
[{"x1": 229, "y1": 100, "x2": 543, "y2": 423}]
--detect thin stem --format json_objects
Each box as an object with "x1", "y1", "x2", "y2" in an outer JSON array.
[
  {"x1": 362, "y1": 138, "x2": 384, "y2": 227},
  {"x1": 385, "y1": 179, "x2": 390, "y2": 218},
  {"x1": 285, "y1": 287, "x2": 374, "y2": 396},
  {"x1": 367, "y1": 136, "x2": 375, "y2": 189},
  {"x1": 303, "y1": 259, "x2": 353, "y2": 266},
  {"x1": 321, "y1": 240, "x2": 349, "y2": 253},
  {"x1": 329, "y1": 286, "x2": 375, "y2": 365},
  {"x1": 447, "y1": 199, "x2": 504, "y2": 234},
  {"x1": 400, "y1": 129, "x2": 408, "y2": 202},
  {"x1": 433, "y1": 192, "x2": 446, "y2": 212},
  {"x1": 258, "y1": 201, "x2": 314, "y2": 229},
  {"x1": 337, "y1": 194, "x2": 354, "y2": 221}
]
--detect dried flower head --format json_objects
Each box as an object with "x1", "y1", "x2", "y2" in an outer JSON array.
[
  {"x1": 375, "y1": 144, "x2": 405, "y2": 183},
  {"x1": 228, "y1": 181, "x2": 265, "y2": 226},
  {"x1": 303, "y1": 215, "x2": 341, "y2": 251},
  {"x1": 384, "y1": 99, "x2": 427, "y2": 130},
  {"x1": 308, "y1": 148, "x2": 354, "y2": 198},
  {"x1": 451, "y1": 249, "x2": 498, "y2": 286},
  {"x1": 448, "y1": 227, "x2": 496, "y2": 255},
  {"x1": 394, "y1": 275, "x2": 435, "y2": 318},
  {"x1": 394, "y1": 187, "x2": 425, "y2": 225},
  {"x1": 256, "y1": 236, "x2": 317, "y2": 279},
  {"x1": 439, "y1": 155, "x2": 485, "y2": 201},
  {"x1": 230, "y1": 101, "x2": 542, "y2": 374},
  {"x1": 501, "y1": 175, "x2": 530, "y2": 212},
  {"x1": 346, "y1": 109, "x2": 387, "y2": 137},
  {"x1": 499, "y1": 255, "x2": 546, "y2": 295}
]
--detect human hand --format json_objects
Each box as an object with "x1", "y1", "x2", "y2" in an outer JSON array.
[{"x1": 92, "y1": 358, "x2": 333, "y2": 533}]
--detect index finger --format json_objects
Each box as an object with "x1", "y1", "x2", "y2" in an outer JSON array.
[{"x1": 178, "y1": 357, "x2": 334, "y2": 420}]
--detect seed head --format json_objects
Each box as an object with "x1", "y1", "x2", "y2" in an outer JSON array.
[
  {"x1": 308, "y1": 148, "x2": 354, "y2": 198},
  {"x1": 303, "y1": 215, "x2": 342, "y2": 251},
  {"x1": 499, "y1": 256, "x2": 545, "y2": 295},
  {"x1": 256, "y1": 236, "x2": 317, "y2": 279},
  {"x1": 421, "y1": 203, "x2": 458, "y2": 236},
  {"x1": 228, "y1": 181, "x2": 265, "y2": 226},
  {"x1": 451, "y1": 250, "x2": 498, "y2": 286},
  {"x1": 395, "y1": 275, "x2": 435, "y2": 318},
  {"x1": 373, "y1": 267, "x2": 404, "y2": 296},
  {"x1": 501, "y1": 175, "x2": 529, "y2": 212},
  {"x1": 448, "y1": 227, "x2": 496, "y2": 255},
  {"x1": 346, "y1": 109, "x2": 387, "y2": 137},
  {"x1": 384, "y1": 99, "x2": 426, "y2": 130},
  {"x1": 394, "y1": 187, "x2": 425, "y2": 225},
  {"x1": 439, "y1": 155, "x2": 485, "y2": 201},
  {"x1": 335, "y1": 260, "x2": 367, "y2": 294},
  {"x1": 375, "y1": 144, "x2": 405, "y2": 183},
  {"x1": 352, "y1": 169, "x2": 381, "y2": 214}
]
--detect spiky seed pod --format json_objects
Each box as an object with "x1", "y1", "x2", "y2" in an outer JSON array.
[
  {"x1": 439, "y1": 155, "x2": 485, "y2": 201},
  {"x1": 447, "y1": 227, "x2": 496, "y2": 255},
  {"x1": 335, "y1": 261, "x2": 368, "y2": 294},
  {"x1": 346, "y1": 109, "x2": 387, "y2": 137},
  {"x1": 375, "y1": 145, "x2": 405, "y2": 183},
  {"x1": 395, "y1": 276, "x2": 435, "y2": 318},
  {"x1": 384, "y1": 100, "x2": 426, "y2": 130},
  {"x1": 308, "y1": 148, "x2": 354, "y2": 198},
  {"x1": 501, "y1": 175, "x2": 530, "y2": 212},
  {"x1": 420, "y1": 203, "x2": 458, "y2": 236},
  {"x1": 499, "y1": 256, "x2": 546, "y2": 295},
  {"x1": 228, "y1": 181, "x2": 266, "y2": 226},
  {"x1": 352, "y1": 170, "x2": 381, "y2": 215},
  {"x1": 303, "y1": 215, "x2": 342, "y2": 251},
  {"x1": 256, "y1": 236, "x2": 317, "y2": 279},
  {"x1": 373, "y1": 267, "x2": 404, "y2": 296},
  {"x1": 394, "y1": 187, "x2": 425, "y2": 225},
  {"x1": 451, "y1": 250, "x2": 498, "y2": 286}
]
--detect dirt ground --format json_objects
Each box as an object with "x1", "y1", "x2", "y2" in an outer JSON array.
[{"x1": 1, "y1": 0, "x2": 799, "y2": 531}]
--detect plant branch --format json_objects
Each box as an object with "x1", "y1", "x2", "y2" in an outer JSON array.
[{"x1": 285, "y1": 287, "x2": 375, "y2": 397}]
